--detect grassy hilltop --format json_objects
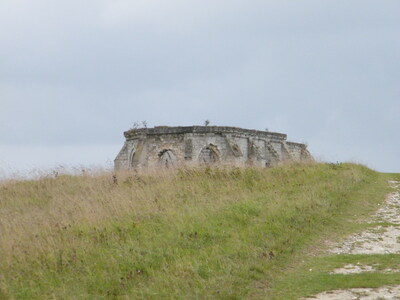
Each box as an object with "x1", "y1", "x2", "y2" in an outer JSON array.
[{"x1": 0, "y1": 162, "x2": 397, "y2": 299}]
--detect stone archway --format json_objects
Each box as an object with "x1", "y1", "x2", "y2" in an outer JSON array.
[
  {"x1": 158, "y1": 149, "x2": 177, "y2": 168},
  {"x1": 199, "y1": 144, "x2": 220, "y2": 165}
]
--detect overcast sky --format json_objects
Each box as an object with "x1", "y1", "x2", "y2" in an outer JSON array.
[{"x1": 1, "y1": 0, "x2": 399, "y2": 177}]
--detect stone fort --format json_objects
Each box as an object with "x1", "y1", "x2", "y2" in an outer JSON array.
[{"x1": 114, "y1": 126, "x2": 312, "y2": 170}]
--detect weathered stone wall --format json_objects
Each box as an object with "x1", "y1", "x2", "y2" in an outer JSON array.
[{"x1": 114, "y1": 126, "x2": 312, "y2": 170}]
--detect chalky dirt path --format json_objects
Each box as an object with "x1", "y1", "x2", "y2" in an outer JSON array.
[{"x1": 304, "y1": 181, "x2": 400, "y2": 300}]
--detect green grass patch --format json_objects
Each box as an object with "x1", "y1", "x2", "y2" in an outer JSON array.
[
  {"x1": 269, "y1": 254, "x2": 400, "y2": 300},
  {"x1": 0, "y1": 163, "x2": 396, "y2": 299},
  {"x1": 262, "y1": 172, "x2": 400, "y2": 300}
]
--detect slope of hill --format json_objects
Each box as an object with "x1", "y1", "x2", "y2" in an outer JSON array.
[{"x1": 0, "y1": 163, "x2": 397, "y2": 299}]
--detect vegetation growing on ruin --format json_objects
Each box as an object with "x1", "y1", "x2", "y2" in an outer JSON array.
[{"x1": 0, "y1": 162, "x2": 395, "y2": 299}]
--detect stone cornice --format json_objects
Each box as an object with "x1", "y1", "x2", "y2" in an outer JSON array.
[{"x1": 124, "y1": 126, "x2": 287, "y2": 140}]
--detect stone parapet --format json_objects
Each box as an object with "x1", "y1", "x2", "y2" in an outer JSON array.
[
  {"x1": 124, "y1": 126, "x2": 287, "y2": 140},
  {"x1": 286, "y1": 141, "x2": 308, "y2": 148}
]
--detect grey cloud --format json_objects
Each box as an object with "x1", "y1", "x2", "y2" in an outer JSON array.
[{"x1": 0, "y1": 0, "x2": 399, "y2": 172}]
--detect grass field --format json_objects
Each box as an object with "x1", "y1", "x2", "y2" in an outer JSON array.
[{"x1": 0, "y1": 162, "x2": 397, "y2": 299}]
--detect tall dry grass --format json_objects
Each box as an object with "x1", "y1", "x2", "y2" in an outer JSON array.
[
  {"x1": 0, "y1": 166, "x2": 271, "y2": 263},
  {"x1": 0, "y1": 162, "x2": 390, "y2": 299}
]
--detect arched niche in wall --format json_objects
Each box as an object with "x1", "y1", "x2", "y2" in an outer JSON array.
[
  {"x1": 158, "y1": 149, "x2": 177, "y2": 168},
  {"x1": 199, "y1": 144, "x2": 220, "y2": 165},
  {"x1": 129, "y1": 149, "x2": 136, "y2": 168}
]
